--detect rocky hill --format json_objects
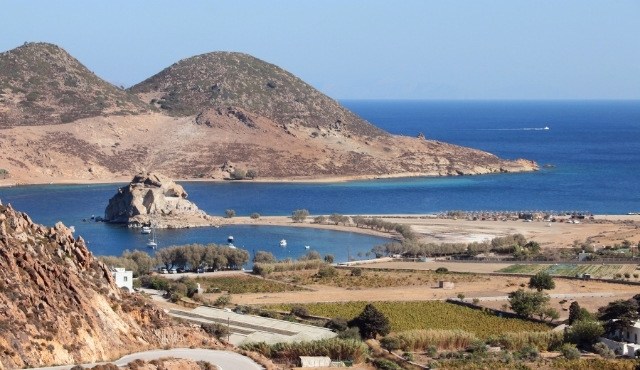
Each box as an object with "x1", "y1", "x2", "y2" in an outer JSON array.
[
  {"x1": 105, "y1": 172, "x2": 218, "y2": 228},
  {"x1": 129, "y1": 52, "x2": 385, "y2": 138},
  {"x1": 0, "y1": 43, "x2": 537, "y2": 184},
  {"x1": 0, "y1": 42, "x2": 148, "y2": 127},
  {"x1": 0, "y1": 203, "x2": 214, "y2": 369}
]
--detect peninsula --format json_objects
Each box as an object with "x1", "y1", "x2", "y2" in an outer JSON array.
[{"x1": 0, "y1": 43, "x2": 537, "y2": 185}]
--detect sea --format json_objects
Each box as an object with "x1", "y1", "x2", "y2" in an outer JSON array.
[{"x1": 1, "y1": 100, "x2": 639, "y2": 262}]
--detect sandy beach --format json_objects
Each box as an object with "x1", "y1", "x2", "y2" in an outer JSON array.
[{"x1": 221, "y1": 214, "x2": 640, "y2": 249}]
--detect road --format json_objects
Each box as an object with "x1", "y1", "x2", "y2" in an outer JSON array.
[{"x1": 23, "y1": 348, "x2": 263, "y2": 370}]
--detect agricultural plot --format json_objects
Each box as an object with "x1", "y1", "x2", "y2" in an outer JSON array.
[
  {"x1": 194, "y1": 275, "x2": 304, "y2": 294},
  {"x1": 499, "y1": 264, "x2": 637, "y2": 278},
  {"x1": 265, "y1": 301, "x2": 549, "y2": 337}
]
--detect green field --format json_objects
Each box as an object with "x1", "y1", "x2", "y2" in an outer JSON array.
[
  {"x1": 265, "y1": 301, "x2": 549, "y2": 337},
  {"x1": 194, "y1": 275, "x2": 304, "y2": 294},
  {"x1": 498, "y1": 263, "x2": 637, "y2": 278}
]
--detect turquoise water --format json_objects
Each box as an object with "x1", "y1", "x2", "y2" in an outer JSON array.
[{"x1": 1, "y1": 100, "x2": 639, "y2": 261}]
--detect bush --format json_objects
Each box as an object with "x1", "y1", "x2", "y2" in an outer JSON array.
[
  {"x1": 561, "y1": 343, "x2": 581, "y2": 360},
  {"x1": 380, "y1": 336, "x2": 402, "y2": 351},
  {"x1": 224, "y1": 209, "x2": 236, "y2": 218},
  {"x1": 390, "y1": 329, "x2": 477, "y2": 351},
  {"x1": 201, "y1": 323, "x2": 229, "y2": 340},
  {"x1": 213, "y1": 294, "x2": 232, "y2": 307},
  {"x1": 435, "y1": 267, "x2": 449, "y2": 273},
  {"x1": 317, "y1": 266, "x2": 337, "y2": 278},
  {"x1": 348, "y1": 304, "x2": 391, "y2": 339},
  {"x1": 241, "y1": 338, "x2": 368, "y2": 363},
  {"x1": 292, "y1": 209, "x2": 310, "y2": 223},
  {"x1": 566, "y1": 320, "x2": 605, "y2": 348},
  {"x1": 326, "y1": 317, "x2": 349, "y2": 332},
  {"x1": 592, "y1": 342, "x2": 615, "y2": 358},
  {"x1": 290, "y1": 305, "x2": 309, "y2": 317},
  {"x1": 313, "y1": 215, "x2": 327, "y2": 224},
  {"x1": 489, "y1": 331, "x2": 564, "y2": 351},
  {"x1": 231, "y1": 168, "x2": 246, "y2": 180},
  {"x1": 514, "y1": 345, "x2": 539, "y2": 361},
  {"x1": 250, "y1": 212, "x2": 260, "y2": 219},
  {"x1": 351, "y1": 268, "x2": 363, "y2": 276},
  {"x1": 529, "y1": 271, "x2": 556, "y2": 291},
  {"x1": 372, "y1": 359, "x2": 402, "y2": 370},
  {"x1": 337, "y1": 326, "x2": 361, "y2": 340},
  {"x1": 246, "y1": 169, "x2": 258, "y2": 179}
]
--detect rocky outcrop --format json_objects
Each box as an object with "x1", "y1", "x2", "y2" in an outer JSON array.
[
  {"x1": 104, "y1": 172, "x2": 218, "y2": 228},
  {"x1": 0, "y1": 203, "x2": 215, "y2": 369}
]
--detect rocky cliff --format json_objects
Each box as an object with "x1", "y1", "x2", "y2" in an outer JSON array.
[
  {"x1": 104, "y1": 172, "x2": 218, "y2": 228},
  {"x1": 0, "y1": 203, "x2": 215, "y2": 369}
]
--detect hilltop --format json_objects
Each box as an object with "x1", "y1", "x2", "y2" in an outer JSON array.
[
  {"x1": 0, "y1": 42, "x2": 148, "y2": 127},
  {"x1": 0, "y1": 43, "x2": 537, "y2": 184},
  {"x1": 0, "y1": 203, "x2": 214, "y2": 368}
]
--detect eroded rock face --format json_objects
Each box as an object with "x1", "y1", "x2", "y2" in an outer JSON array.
[
  {"x1": 0, "y1": 204, "x2": 214, "y2": 369},
  {"x1": 104, "y1": 172, "x2": 217, "y2": 228}
]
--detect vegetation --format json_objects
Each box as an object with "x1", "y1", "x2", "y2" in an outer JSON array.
[
  {"x1": 291, "y1": 209, "x2": 310, "y2": 223},
  {"x1": 194, "y1": 275, "x2": 301, "y2": 294},
  {"x1": 201, "y1": 323, "x2": 230, "y2": 340},
  {"x1": 224, "y1": 209, "x2": 236, "y2": 218},
  {"x1": 528, "y1": 272, "x2": 555, "y2": 291},
  {"x1": 348, "y1": 303, "x2": 391, "y2": 339},
  {"x1": 240, "y1": 338, "x2": 369, "y2": 363},
  {"x1": 253, "y1": 251, "x2": 276, "y2": 263},
  {"x1": 155, "y1": 243, "x2": 249, "y2": 270},
  {"x1": 598, "y1": 297, "x2": 640, "y2": 336},
  {"x1": 250, "y1": 212, "x2": 260, "y2": 219},
  {"x1": 499, "y1": 263, "x2": 635, "y2": 278},
  {"x1": 0, "y1": 169, "x2": 8, "y2": 178},
  {"x1": 265, "y1": 301, "x2": 550, "y2": 337},
  {"x1": 488, "y1": 331, "x2": 564, "y2": 351},
  {"x1": 566, "y1": 320, "x2": 605, "y2": 348},
  {"x1": 568, "y1": 302, "x2": 593, "y2": 324},
  {"x1": 385, "y1": 329, "x2": 477, "y2": 351},
  {"x1": 508, "y1": 289, "x2": 557, "y2": 321},
  {"x1": 252, "y1": 259, "x2": 325, "y2": 276}
]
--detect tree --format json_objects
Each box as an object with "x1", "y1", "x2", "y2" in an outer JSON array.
[
  {"x1": 231, "y1": 168, "x2": 246, "y2": 180},
  {"x1": 224, "y1": 209, "x2": 236, "y2": 218},
  {"x1": 324, "y1": 254, "x2": 334, "y2": 264},
  {"x1": 567, "y1": 320, "x2": 605, "y2": 348},
  {"x1": 528, "y1": 272, "x2": 555, "y2": 291},
  {"x1": 569, "y1": 302, "x2": 593, "y2": 324},
  {"x1": 253, "y1": 251, "x2": 276, "y2": 263},
  {"x1": 508, "y1": 289, "x2": 550, "y2": 318},
  {"x1": 348, "y1": 303, "x2": 391, "y2": 339},
  {"x1": 246, "y1": 169, "x2": 258, "y2": 179},
  {"x1": 598, "y1": 299, "x2": 640, "y2": 336},
  {"x1": 300, "y1": 250, "x2": 321, "y2": 260},
  {"x1": 292, "y1": 209, "x2": 310, "y2": 223},
  {"x1": 329, "y1": 213, "x2": 344, "y2": 225},
  {"x1": 250, "y1": 212, "x2": 260, "y2": 219},
  {"x1": 313, "y1": 215, "x2": 327, "y2": 224}
]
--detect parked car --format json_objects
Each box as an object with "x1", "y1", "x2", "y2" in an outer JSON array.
[
  {"x1": 169, "y1": 268, "x2": 177, "y2": 274},
  {"x1": 160, "y1": 268, "x2": 168, "y2": 274},
  {"x1": 197, "y1": 268, "x2": 205, "y2": 273}
]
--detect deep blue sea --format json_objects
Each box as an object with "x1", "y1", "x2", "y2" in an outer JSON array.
[{"x1": 1, "y1": 100, "x2": 639, "y2": 261}]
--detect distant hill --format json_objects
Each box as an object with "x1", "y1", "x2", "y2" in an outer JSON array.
[
  {"x1": 0, "y1": 42, "x2": 148, "y2": 127},
  {"x1": 129, "y1": 51, "x2": 385, "y2": 138},
  {"x1": 0, "y1": 43, "x2": 537, "y2": 184}
]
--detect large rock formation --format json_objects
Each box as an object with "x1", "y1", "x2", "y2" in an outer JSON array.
[
  {"x1": 0, "y1": 203, "x2": 215, "y2": 369},
  {"x1": 104, "y1": 172, "x2": 218, "y2": 228}
]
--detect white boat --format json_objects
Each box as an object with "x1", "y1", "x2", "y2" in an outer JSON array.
[
  {"x1": 304, "y1": 245, "x2": 310, "y2": 249},
  {"x1": 141, "y1": 226, "x2": 151, "y2": 234},
  {"x1": 147, "y1": 229, "x2": 158, "y2": 249},
  {"x1": 279, "y1": 239, "x2": 287, "y2": 247},
  {"x1": 543, "y1": 126, "x2": 550, "y2": 130},
  {"x1": 227, "y1": 235, "x2": 234, "y2": 243}
]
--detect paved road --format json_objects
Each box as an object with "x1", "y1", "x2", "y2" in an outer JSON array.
[{"x1": 23, "y1": 348, "x2": 263, "y2": 370}]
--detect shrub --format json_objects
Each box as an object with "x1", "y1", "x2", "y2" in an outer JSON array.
[
  {"x1": 213, "y1": 294, "x2": 232, "y2": 307},
  {"x1": 325, "y1": 317, "x2": 349, "y2": 332},
  {"x1": 224, "y1": 209, "x2": 236, "y2": 218},
  {"x1": 529, "y1": 271, "x2": 556, "y2": 291},
  {"x1": 380, "y1": 336, "x2": 402, "y2": 351},
  {"x1": 313, "y1": 215, "x2": 327, "y2": 224},
  {"x1": 201, "y1": 323, "x2": 230, "y2": 340},
  {"x1": 435, "y1": 267, "x2": 448, "y2": 273},
  {"x1": 250, "y1": 212, "x2": 260, "y2": 219},
  {"x1": 290, "y1": 305, "x2": 309, "y2": 317},
  {"x1": 348, "y1": 304, "x2": 391, "y2": 339},
  {"x1": 560, "y1": 343, "x2": 581, "y2": 360},
  {"x1": 246, "y1": 169, "x2": 258, "y2": 179},
  {"x1": 391, "y1": 329, "x2": 477, "y2": 351},
  {"x1": 337, "y1": 327, "x2": 361, "y2": 340},
  {"x1": 372, "y1": 359, "x2": 402, "y2": 370},
  {"x1": 252, "y1": 263, "x2": 275, "y2": 276},
  {"x1": 292, "y1": 209, "x2": 310, "y2": 223},
  {"x1": 231, "y1": 168, "x2": 246, "y2": 180},
  {"x1": 514, "y1": 345, "x2": 539, "y2": 361},
  {"x1": 592, "y1": 342, "x2": 615, "y2": 358},
  {"x1": 241, "y1": 338, "x2": 368, "y2": 363},
  {"x1": 351, "y1": 268, "x2": 363, "y2": 277},
  {"x1": 317, "y1": 266, "x2": 337, "y2": 278},
  {"x1": 324, "y1": 254, "x2": 335, "y2": 264},
  {"x1": 566, "y1": 320, "x2": 605, "y2": 348},
  {"x1": 489, "y1": 331, "x2": 564, "y2": 351}
]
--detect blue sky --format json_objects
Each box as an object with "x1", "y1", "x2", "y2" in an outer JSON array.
[{"x1": 2, "y1": 1, "x2": 639, "y2": 99}]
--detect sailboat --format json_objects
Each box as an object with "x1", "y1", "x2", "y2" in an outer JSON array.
[
  {"x1": 147, "y1": 228, "x2": 158, "y2": 249},
  {"x1": 141, "y1": 226, "x2": 151, "y2": 234},
  {"x1": 279, "y1": 239, "x2": 287, "y2": 247}
]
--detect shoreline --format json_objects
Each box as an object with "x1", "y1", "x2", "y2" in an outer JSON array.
[{"x1": 0, "y1": 170, "x2": 536, "y2": 188}]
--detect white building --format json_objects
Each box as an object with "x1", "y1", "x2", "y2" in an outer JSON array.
[
  {"x1": 601, "y1": 321, "x2": 640, "y2": 357},
  {"x1": 112, "y1": 267, "x2": 133, "y2": 291}
]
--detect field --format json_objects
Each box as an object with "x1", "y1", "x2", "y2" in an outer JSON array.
[
  {"x1": 498, "y1": 264, "x2": 638, "y2": 278},
  {"x1": 264, "y1": 301, "x2": 550, "y2": 337},
  {"x1": 269, "y1": 267, "x2": 487, "y2": 288},
  {"x1": 192, "y1": 275, "x2": 304, "y2": 294}
]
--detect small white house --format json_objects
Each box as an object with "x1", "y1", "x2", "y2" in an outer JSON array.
[
  {"x1": 601, "y1": 321, "x2": 640, "y2": 357},
  {"x1": 112, "y1": 267, "x2": 133, "y2": 291}
]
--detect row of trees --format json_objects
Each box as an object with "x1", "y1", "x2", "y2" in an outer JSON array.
[
  {"x1": 370, "y1": 233, "x2": 541, "y2": 259},
  {"x1": 99, "y1": 244, "x2": 250, "y2": 276}
]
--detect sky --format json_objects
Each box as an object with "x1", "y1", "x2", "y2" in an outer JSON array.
[{"x1": 1, "y1": 1, "x2": 639, "y2": 100}]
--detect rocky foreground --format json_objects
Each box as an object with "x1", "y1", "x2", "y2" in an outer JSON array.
[
  {"x1": 0, "y1": 202, "x2": 216, "y2": 369},
  {"x1": 104, "y1": 172, "x2": 218, "y2": 228},
  {"x1": 0, "y1": 43, "x2": 537, "y2": 185}
]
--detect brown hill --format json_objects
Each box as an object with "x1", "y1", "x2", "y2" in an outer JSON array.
[
  {"x1": 0, "y1": 44, "x2": 537, "y2": 184},
  {"x1": 129, "y1": 51, "x2": 385, "y2": 138},
  {"x1": 0, "y1": 203, "x2": 214, "y2": 369},
  {"x1": 0, "y1": 42, "x2": 148, "y2": 127}
]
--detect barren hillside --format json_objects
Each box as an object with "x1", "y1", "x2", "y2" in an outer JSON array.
[{"x1": 0, "y1": 43, "x2": 537, "y2": 184}]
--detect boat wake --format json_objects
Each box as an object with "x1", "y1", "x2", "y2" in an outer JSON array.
[{"x1": 475, "y1": 126, "x2": 550, "y2": 131}]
